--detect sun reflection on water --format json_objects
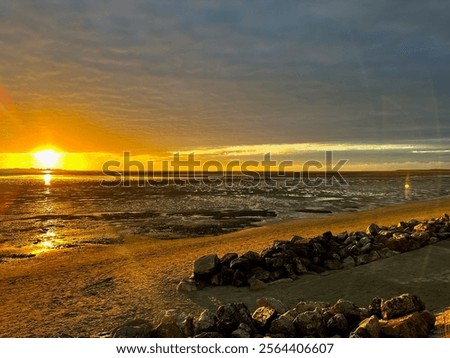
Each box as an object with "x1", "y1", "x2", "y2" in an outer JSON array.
[{"x1": 43, "y1": 173, "x2": 52, "y2": 186}]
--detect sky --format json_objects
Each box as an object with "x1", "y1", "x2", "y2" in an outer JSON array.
[{"x1": 0, "y1": 0, "x2": 449, "y2": 170}]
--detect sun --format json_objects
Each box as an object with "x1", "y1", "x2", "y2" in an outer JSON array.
[{"x1": 33, "y1": 149, "x2": 62, "y2": 169}]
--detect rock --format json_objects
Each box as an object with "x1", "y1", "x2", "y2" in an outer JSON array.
[
  {"x1": 194, "y1": 254, "x2": 220, "y2": 280},
  {"x1": 158, "y1": 309, "x2": 193, "y2": 337},
  {"x1": 358, "y1": 236, "x2": 372, "y2": 247},
  {"x1": 267, "y1": 278, "x2": 294, "y2": 286},
  {"x1": 194, "y1": 332, "x2": 224, "y2": 338},
  {"x1": 241, "y1": 251, "x2": 263, "y2": 265},
  {"x1": 269, "y1": 314, "x2": 296, "y2": 337},
  {"x1": 216, "y1": 303, "x2": 255, "y2": 335},
  {"x1": 177, "y1": 279, "x2": 197, "y2": 292},
  {"x1": 377, "y1": 247, "x2": 398, "y2": 259},
  {"x1": 344, "y1": 236, "x2": 357, "y2": 245},
  {"x1": 295, "y1": 301, "x2": 330, "y2": 315},
  {"x1": 230, "y1": 257, "x2": 253, "y2": 272},
  {"x1": 355, "y1": 254, "x2": 370, "y2": 266},
  {"x1": 326, "y1": 313, "x2": 349, "y2": 337},
  {"x1": 324, "y1": 259, "x2": 343, "y2": 270},
  {"x1": 411, "y1": 231, "x2": 430, "y2": 246},
  {"x1": 251, "y1": 267, "x2": 271, "y2": 282},
  {"x1": 331, "y1": 299, "x2": 366, "y2": 326},
  {"x1": 322, "y1": 231, "x2": 334, "y2": 240},
  {"x1": 232, "y1": 269, "x2": 248, "y2": 287},
  {"x1": 360, "y1": 243, "x2": 372, "y2": 253},
  {"x1": 256, "y1": 297, "x2": 288, "y2": 314},
  {"x1": 429, "y1": 237, "x2": 439, "y2": 244},
  {"x1": 342, "y1": 256, "x2": 355, "y2": 268},
  {"x1": 368, "y1": 296, "x2": 382, "y2": 318},
  {"x1": 350, "y1": 315, "x2": 380, "y2": 338},
  {"x1": 194, "y1": 309, "x2": 217, "y2": 335},
  {"x1": 220, "y1": 253, "x2": 238, "y2": 267},
  {"x1": 385, "y1": 233, "x2": 420, "y2": 253},
  {"x1": 231, "y1": 323, "x2": 252, "y2": 338},
  {"x1": 252, "y1": 306, "x2": 277, "y2": 329},
  {"x1": 381, "y1": 293, "x2": 426, "y2": 320},
  {"x1": 248, "y1": 277, "x2": 267, "y2": 291},
  {"x1": 366, "y1": 224, "x2": 380, "y2": 236},
  {"x1": 294, "y1": 308, "x2": 326, "y2": 337},
  {"x1": 413, "y1": 223, "x2": 430, "y2": 232},
  {"x1": 112, "y1": 319, "x2": 152, "y2": 338},
  {"x1": 367, "y1": 250, "x2": 381, "y2": 262},
  {"x1": 293, "y1": 257, "x2": 308, "y2": 274},
  {"x1": 291, "y1": 235, "x2": 305, "y2": 243},
  {"x1": 380, "y1": 311, "x2": 435, "y2": 338}
]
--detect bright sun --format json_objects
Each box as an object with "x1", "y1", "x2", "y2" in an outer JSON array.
[{"x1": 34, "y1": 149, "x2": 61, "y2": 169}]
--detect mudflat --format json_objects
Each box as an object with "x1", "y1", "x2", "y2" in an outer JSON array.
[{"x1": 0, "y1": 196, "x2": 449, "y2": 337}]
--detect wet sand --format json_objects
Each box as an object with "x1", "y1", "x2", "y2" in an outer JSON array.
[{"x1": 0, "y1": 196, "x2": 449, "y2": 337}]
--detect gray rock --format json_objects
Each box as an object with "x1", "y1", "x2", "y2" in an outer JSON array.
[
  {"x1": 294, "y1": 308, "x2": 326, "y2": 337},
  {"x1": 231, "y1": 323, "x2": 252, "y2": 338},
  {"x1": 360, "y1": 242, "x2": 372, "y2": 253},
  {"x1": 331, "y1": 299, "x2": 365, "y2": 326},
  {"x1": 380, "y1": 311, "x2": 435, "y2": 338},
  {"x1": 295, "y1": 301, "x2": 330, "y2": 315},
  {"x1": 195, "y1": 309, "x2": 217, "y2": 335},
  {"x1": 326, "y1": 313, "x2": 349, "y2": 337},
  {"x1": 113, "y1": 319, "x2": 152, "y2": 338},
  {"x1": 367, "y1": 250, "x2": 381, "y2": 262},
  {"x1": 256, "y1": 297, "x2": 288, "y2": 314},
  {"x1": 177, "y1": 279, "x2": 197, "y2": 292},
  {"x1": 216, "y1": 303, "x2": 255, "y2": 335},
  {"x1": 350, "y1": 315, "x2": 380, "y2": 338},
  {"x1": 248, "y1": 277, "x2": 267, "y2": 291},
  {"x1": 368, "y1": 296, "x2": 382, "y2": 318},
  {"x1": 252, "y1": 306, "x2": 277, "y2": 329},
  {"x1": 355, "y1": 254, "x2": 370, "y2": 266},
  {"x1": 153, "y1": 309, "x2": 193, "y2": 338},
  {"x1": 359, "y1": 236, "x2": 372, "y2": 247},
  {"x1": 381, "y1": 293, "x2": 426, "y2": 320},
  {"x1": 194, "y1": 332, "x2": 224, "y2": 338},
  {"x1": 342, "y1": 256, "x2": 355, "y2": 269},
  {"x1": 269, "y1": 314, "x2": 296, "y2": 337},
  {"x1": 194, "y1": 254, "x2": 220, "y2": 280},
  {"x1": 324, "y1": 259, "x2": 343, "y2": 270},
  {"x1": 220, "y1": 253, "x2": 238, "y2": 267},
  {"x1": 366, "y1": 224, "x2": 380, "y2": 236}
]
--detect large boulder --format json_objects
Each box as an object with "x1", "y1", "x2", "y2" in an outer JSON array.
[
  {"x1": 256, "y1": 297, "x2": 289, "y2": 314},
  {"x1": 194, "y1": 254, "x2": 220, "y2": 280},
  {"x1": 194, "y1": 309, "x2": 217, "y2": 335},
  {"x1": 293, "y1": 308, "x2": 326, "y2": 337},
  {"x1": 216, "y1": 303, "x2": 255, "y2": 336},
  {"x1": 326, "y1": 313, "x2": 349, "y2": 337},
  {"x1": 112, "y1": 319, "x2": 152, "y2": 338},
  {"x1": 380, "y1": 311, "x2": 435, "y2": 338},
  {"x1": 330, "y1": 299, "x2": 367, "y2": 326},
  {"x1": 350, "y1": 315, "x2": 380, "y2": 338},
  {"x1": 153, "y1": 309, "x2": 193, "y2": 338},
  {"x1": 380, "y1": 293, "x2": 426, "y2": 320},
  {"x1": 252, "y1": 306, "x2": 277, "y2": 330},
  {"x1": 269, "y1": 313, "x2": 296, "y2": 337}
]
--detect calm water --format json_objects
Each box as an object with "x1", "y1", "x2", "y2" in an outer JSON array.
[{"x1": 1, "y1": 173, "x2": 449, "y2": 253}]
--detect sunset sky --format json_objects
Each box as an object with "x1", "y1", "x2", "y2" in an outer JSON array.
[{"x1": 0, "y1": 0, "x2": 449, "y2": 170}]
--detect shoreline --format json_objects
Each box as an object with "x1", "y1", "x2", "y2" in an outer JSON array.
[{"x1": 0, "y1": 196, "x2": 449, "y2": 337}]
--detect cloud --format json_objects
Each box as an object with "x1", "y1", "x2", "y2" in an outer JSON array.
[{"x1": 0, "y1": 0, "x2": 449, "y2": 164}]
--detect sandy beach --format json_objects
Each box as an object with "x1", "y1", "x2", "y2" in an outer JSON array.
[{"x1": 1, "y1": 196, "x2": 450, "y2": 337}]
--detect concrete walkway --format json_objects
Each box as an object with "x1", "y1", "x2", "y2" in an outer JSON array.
[{"x1": 186, "y1": 240, "x2": 450, "y2": 312}]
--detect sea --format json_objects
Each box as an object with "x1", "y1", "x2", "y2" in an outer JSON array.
[{"x1": 0, "y1": 171, "x2": 449, "y2": 254}]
